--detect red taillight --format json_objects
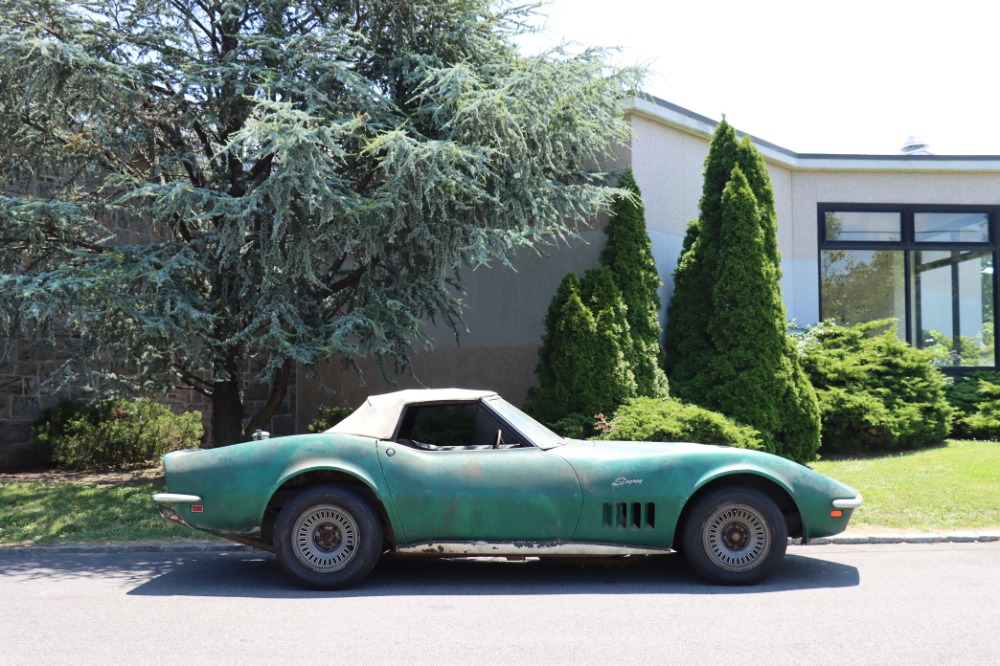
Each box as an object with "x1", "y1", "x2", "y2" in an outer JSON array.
[
  {"x1": 191, "y1": 505, "x2": 204, "y2": 513},
  {"x1": 830, "y1": 509, "x2": 843, "y2": 518}
]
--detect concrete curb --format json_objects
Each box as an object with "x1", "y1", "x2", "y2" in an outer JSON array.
[
  {"x1": 1, "y1": 532, "x2": 1000, "y2": 556},
  {"x1": 0, "y1": 541, "x2": 257, "y2": 555},
  {"x1": 794, "y1": 531, "x2": 1000, "y2": 546}
]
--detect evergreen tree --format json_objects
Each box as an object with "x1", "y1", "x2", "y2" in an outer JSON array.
[
  {"x1": 580, "y1": 265, "x2": 638, "y2": 406},
  {"x1": 664, "y1": 119, "x2": 741, "y2": 397},
  {"x1": 536, "y1": 288, "x2": 600, "y2": 423},
  {"x1": 731, "y1": 136, "x2": 821, "y2": 462},
  {"x1": 527, "y1": 171, "x2": 672, "y2": 431},
  {"x1": 0, "y1": 0, "x2": 642, "y2": 444},
  {"x1": 581, "y1": 266, "x2": 631, "y2": 354},
  {"x1": 601, "y1": 169, "x2": 669, "y2": 397},
  {"x1": 525, "y1": 274, "x2": 633, "y2": 424},
  {"x1": 737, "y1": 137, "x2": 780, "y2": 269},
  {"x1": 664, "y1": 123, "x2": 820, "y2": 462},
  {"x1": 532, "y1": 272, "x2": 582, "y2": 401},
  {"x1": 591, "y1": 307, "x2": 638, "y2": 413}
]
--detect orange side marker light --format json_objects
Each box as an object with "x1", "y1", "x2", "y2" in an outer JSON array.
[{"x1": 830, "y1": 510, "x2": 843, "y2": 518}]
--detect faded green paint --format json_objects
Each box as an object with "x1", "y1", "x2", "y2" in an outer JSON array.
[
  {"x1": 377, "y1": 442, "x2": 582, "y2": 542},
  {"x1": 162, "y1": 433, "x2": 387, "y2": 536},
  {"x1": 555, "y1": 440, "x2": 858, "y2": 546},
  {"x1": 555, "y1": 440, "x2": 694, "y2": 546},
  {"x1": 157, "y1": 407, "x2": 860, "y2": 552}
]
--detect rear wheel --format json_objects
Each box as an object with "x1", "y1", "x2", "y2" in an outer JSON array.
[
  {"x1": 273, "y1": 485, "x2": 383, "y2": 590},
  {"x1": 681, "y1": 487, "x2": 787, "y2": 585}
]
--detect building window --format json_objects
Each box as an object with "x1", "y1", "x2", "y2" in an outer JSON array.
[{"x1": 819, "y1": 204, "x2": 998, "y2": 371}]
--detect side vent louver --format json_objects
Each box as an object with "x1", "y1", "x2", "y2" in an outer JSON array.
[{"x1": 602, "y1": 502, "x2": 655, "y2": 529}]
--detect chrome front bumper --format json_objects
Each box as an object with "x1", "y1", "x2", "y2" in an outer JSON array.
[{"x1": 833, "y1": 495, "x2": 864, "y2": 509}]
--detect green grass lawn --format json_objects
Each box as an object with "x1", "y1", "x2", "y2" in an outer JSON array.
[
  {"x1": 0, "y1": 480, "x2": 194, "y2": 545},
  {"x1": 812, "y1": 440, "x2": 1000, "y2": 532},
  {"x1": 1, "y1": 440, "x2": 998, "y2": 545}
]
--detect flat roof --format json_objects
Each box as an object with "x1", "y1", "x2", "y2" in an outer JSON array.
[{"x1": 626, "y1": 94, "x2": 1000, "y2": 173}]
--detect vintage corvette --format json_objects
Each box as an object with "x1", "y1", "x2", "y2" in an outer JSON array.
[{"x1": 153, "y1": 388, "x2": 862, "y2": 589}]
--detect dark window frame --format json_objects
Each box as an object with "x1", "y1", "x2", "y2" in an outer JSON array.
[
  {"x1": 394, "y1": 400, "x2": 529, "y2": 450},
  {"x1": 818, "y1": 203, "x2": 1000, "y2": 374}
]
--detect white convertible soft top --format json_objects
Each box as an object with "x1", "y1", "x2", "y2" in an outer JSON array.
[{"x1": 326, "y1": 388, "x2": 498, "y2": 440}]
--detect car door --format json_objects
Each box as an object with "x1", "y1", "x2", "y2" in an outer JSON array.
[{"x1": 376, "y1": 401, "x2": 583, "y2": 543}]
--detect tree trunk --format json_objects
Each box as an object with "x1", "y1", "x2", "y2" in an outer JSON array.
[
  {"x1": 244, "y1": 359, "x2": 293, "y2": 436},
  {"x1": 211, "y1": 377, "x2": 245, "y2": 446}
]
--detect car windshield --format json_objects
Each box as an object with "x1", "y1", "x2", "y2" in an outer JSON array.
[{"x1": 485, "y1": 397, "x2": 565, "y2": 449}]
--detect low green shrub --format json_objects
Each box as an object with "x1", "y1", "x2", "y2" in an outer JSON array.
[
  {"x1": 593, "y1": 397, "x2": 764, "y2": 450},
  {"x1": 949, "y1": 375, "x2": 1000, "y2": 439},
  {"x1": 34, "y1": 399, "x2": 203, "y2": 469},
  {"x1": 307, "y1": 405, "x2": 353, "y2": 433},
  {"x1": 798, "y1": 320, "x2": 954, "y2": 454},
  {"x1": 544, "y1": 412, "x2": 599, "y2": 439},
  {"x1": 944, "y1": 373, "x2": 992, "y2": 419}
]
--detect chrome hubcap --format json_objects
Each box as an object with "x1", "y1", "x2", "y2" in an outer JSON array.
[{"x1": 292, "y1": 505, "x2": 358, "y2": 573}]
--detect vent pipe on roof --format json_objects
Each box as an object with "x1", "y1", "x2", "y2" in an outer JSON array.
[{"x1": 901, "y1": 135, "x2": 932, "y2": 155}]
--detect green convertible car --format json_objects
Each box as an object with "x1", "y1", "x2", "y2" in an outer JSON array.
[{"x1": 153, "y1": 388, "x2": 862, "y2": 589}]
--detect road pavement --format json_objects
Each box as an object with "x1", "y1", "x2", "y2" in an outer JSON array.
[{"x1": 1, "y1": 542, "x2": 999, "y2": 665}]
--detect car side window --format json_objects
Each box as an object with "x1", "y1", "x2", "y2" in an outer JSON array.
[{"x1": 396, "y1": 403, "x2": 523, "y2": 450}]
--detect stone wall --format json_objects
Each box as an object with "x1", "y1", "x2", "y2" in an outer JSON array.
[
  {"x1": 0, "y1": 337, "x2": 297, "y2": 470},
  {"x1": 0, "y1": 339, "x2": 49, "y2": 468},
  {"x1": 2, "y1": 171, "x2": 298, "y2": 470},
  {"x1": 0, "y1": 336, "x2": 87, "y2": 469}
]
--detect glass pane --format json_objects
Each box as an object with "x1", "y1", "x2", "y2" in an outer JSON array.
[
  {"x1": 820, "y1": 249, "x2": 906, "y2": 332},
  {"x1": 824, "y1": 211, "x2": 901, "y2": 242},
  {"x1": 914, "y1": 212, "x2": 990, "y2": 243},
  {"x1": 407, "y1": 404, "x2": 478, "y2": 446},
  {"x1": 911, "y1": 250, "x2": 995, "y2": 367}
]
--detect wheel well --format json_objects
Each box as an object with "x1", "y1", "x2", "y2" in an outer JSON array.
[
  {"x1": 674, "y1": 474, "x2": 802, "y2": 547},
  {"x1": 262, "y1": 470, "x2": 394, "y2": 549}
]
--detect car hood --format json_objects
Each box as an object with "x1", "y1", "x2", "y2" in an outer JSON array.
[
  {"x1": 554, "y1": 438, "x2": 857, "y2": 499},
  {"x1": 561, "y1": 438, "x2": 750, "y2": 458}
]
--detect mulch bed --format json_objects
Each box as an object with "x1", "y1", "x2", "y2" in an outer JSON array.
[{"x1": 0, "y1": 465, "x2": 164, "y2": 488}]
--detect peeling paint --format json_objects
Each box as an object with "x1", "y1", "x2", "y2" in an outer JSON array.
[{"x1": 397, "y1": 541, "x2": 673, "y2": 557}]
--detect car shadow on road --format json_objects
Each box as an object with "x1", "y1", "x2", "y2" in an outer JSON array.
[
  {"x1": 0, "y1": 548, "x2": 858, "y2": 597},
  {"x1": 126, "y1": 549, "x2": 858, "y2": 597}
]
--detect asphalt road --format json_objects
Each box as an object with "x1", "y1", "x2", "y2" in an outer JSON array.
[{"x1": 1, "y1": 542, "x2": 998, "y2": 666}]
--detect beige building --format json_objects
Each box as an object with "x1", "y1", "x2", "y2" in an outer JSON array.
[
  {"x1": 299, "y1": 95, "x2": 1000, "y2": 426},
  {"x1": 5, "y1": 93, "x2": 994, "y2": 466}
]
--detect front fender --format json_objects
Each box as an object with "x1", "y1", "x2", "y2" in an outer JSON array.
[
  {"x1": 680, "y1": 457, "x2": 857, "y2": 541},
  {"x1": 687, "y1": 463, "x2": 798, "y2": 508}
]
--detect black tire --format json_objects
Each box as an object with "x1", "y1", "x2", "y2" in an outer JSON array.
[
  {"x1": 681, "y1": 487, "x2": 787, "y2": 585},
  {"x1": 273, "y1": 485, "x2": 383, "y2": 590}
]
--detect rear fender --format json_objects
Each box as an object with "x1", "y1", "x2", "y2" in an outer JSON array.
[{"x1": 265, "y1": 459, "x2": 402, "y2": 548}]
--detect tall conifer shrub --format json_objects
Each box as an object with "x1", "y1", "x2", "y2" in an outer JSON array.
[
  {"x1": 527, "y1": 171, "x2": 667, "y2": 432},
  {"x1": 525, "y1": 271, "x2": 634, "y2": 426},
  {"x1": 601, "y1": 169, "x2": 669, "y2": 397},
  {"x1": 664, "y1": 121, "x2": 820, "y2": 462}
]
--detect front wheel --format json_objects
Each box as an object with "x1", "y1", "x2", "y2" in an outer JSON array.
[
  {"x1": 681, "y1": 487, "x2": 787, "y2": 585},
  {"x1": 273, "y1": 485, "x2": 383, "y2": 590}
]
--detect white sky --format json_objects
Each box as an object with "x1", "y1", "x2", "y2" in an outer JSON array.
[{"x1": 517, "y1": 0, "x2": 1000, "y2": 155}]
